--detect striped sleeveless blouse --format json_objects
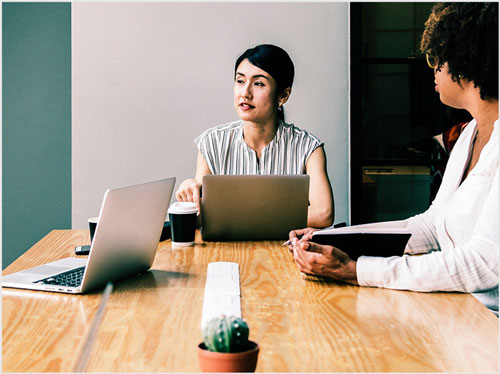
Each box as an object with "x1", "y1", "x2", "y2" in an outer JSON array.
[{"x1": 194, "y1": 120, "x2": 322, "y2": 175}]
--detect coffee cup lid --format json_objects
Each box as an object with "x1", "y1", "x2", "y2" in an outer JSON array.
[{"x1": 168, "y1": 202, "x2": 198, "y2": 215}]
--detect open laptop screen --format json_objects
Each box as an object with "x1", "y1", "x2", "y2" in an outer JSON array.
[{"x1": 201, "y1": 175, "x2": 309, "y2": 241}]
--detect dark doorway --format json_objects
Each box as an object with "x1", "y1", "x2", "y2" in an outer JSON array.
[{"x1": 350, "y1": 2, "x2": 470, "y2": 224}]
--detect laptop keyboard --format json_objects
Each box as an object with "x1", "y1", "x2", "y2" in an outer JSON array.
[{"x1": 34, "y1": 266, "x2": 86, "y2": 287}]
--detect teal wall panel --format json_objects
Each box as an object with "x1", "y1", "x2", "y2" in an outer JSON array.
[{"x1": 3, "y1": 2, "x2": 72, "y2": 268}]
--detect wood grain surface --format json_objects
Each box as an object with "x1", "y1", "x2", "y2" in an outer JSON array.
[{"x1": 2, "y1": 230, "x2": 498, "y2": 372}]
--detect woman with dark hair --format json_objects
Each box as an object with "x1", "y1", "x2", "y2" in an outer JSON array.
[
  {"x1": 176, "y1": 44, "x2": 334, "y2": 228},
  {"x1": 289, "y1": 3, "x2": 499, "y2": 314}
]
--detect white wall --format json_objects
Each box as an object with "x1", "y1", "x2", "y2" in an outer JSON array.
[{"x1": 72, "y1": 2, "x2": 349, "y2": 229}]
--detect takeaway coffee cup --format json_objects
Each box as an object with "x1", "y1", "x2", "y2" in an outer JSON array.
[
  {"x1": 88, "y1": 216, "x2": 99, "y2": 242},
  {"x1": 168, "y1": 202, "x2": 198, "y2": 247}
]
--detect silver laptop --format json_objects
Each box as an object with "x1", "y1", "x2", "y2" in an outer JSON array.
[
  {"x1": 2, "y1": 177, "x2": 176, "y2": 294},
  {"x1": 201, "y1": 175, "x2": 309, "y2": 241}
]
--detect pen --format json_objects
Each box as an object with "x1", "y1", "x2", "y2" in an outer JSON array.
[
  {"x1": 282, "y1": 223, "x2": 347, "y2": 246},
  {"x1": 282, "y1": 235, "x2": 303, "y2": 246}
]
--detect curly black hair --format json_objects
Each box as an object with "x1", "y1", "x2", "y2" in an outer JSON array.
[{"x1": 420, "y1": 2, "x2": 498, "y2": 100}]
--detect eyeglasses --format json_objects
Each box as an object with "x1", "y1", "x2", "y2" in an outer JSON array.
[{"x1": 426, "y1": 53, "x2": 438, "y2": 69}]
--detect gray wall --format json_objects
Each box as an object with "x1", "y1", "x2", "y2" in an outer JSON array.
[
  {"x1": 2, "y1": 2, "x2": 72, "y2": 268},
  {"x1": 72, "y1": 2, "x2": 349, "y2": 228}
]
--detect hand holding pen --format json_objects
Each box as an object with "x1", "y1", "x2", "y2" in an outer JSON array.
[
  {"x1": 283, "y1": 223, "x2": 347, "y2": 249},
  {"x1": 283, "y1": 227, "x2": 319, "y2": 251}
]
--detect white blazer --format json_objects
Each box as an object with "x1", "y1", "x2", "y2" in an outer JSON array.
[{"x1": 357, "y1": 119, "x2": 499, "y2": 314}]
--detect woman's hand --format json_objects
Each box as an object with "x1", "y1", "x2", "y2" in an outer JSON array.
[
  {"x1": 287, "y1": 227, "x2": 319, "y2": 252},
  {"x1": 175, "y1": 151, "x2": 212, "y2": 214},
  {"x1": 291, "y1": 238, "x2": 358, "y2": 285},
  {"x1": 175, "y1": 178, "x2": 202, "y2": 214}
]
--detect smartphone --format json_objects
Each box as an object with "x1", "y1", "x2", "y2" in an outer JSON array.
[{"x1": 75, "y1": 245, "x2": 91, "y2": 255}]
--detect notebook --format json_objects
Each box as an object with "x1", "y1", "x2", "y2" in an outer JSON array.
[
  {"x1": 201, "y1": 175, "x2": 309, "y2": 241},
  {"x1": 2, "y1": 177, "x2": 176, "y2": 294},
  {"x1": 311, "y1": 220, "x2": 411, "y2": 260}
]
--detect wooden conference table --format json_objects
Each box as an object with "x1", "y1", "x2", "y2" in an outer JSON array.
[{"x1": 2, "y1": 230, "x2": 498, "y2": 372}]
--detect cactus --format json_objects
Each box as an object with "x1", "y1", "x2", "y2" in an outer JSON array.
[{"x1": 202, "y1": 315, "x2": 250, "y2": 353}]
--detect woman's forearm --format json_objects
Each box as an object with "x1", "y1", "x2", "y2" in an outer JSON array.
[{"x1": 307, "y1": 205, "x2": 333, "y2": 228}]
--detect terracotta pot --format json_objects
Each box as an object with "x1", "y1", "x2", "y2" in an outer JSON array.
[{"x1": 197, "y1": 341, "x2": 259, "y2": 372}]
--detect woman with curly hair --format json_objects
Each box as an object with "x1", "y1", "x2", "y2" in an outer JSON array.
[{"x1": 289, "y1": 3, "x2": 499, "y2": 314}]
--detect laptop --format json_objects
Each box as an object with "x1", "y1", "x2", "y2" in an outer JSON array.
[
  {"x1": 2, "y1": 177, "x2": 176, "y2": 294},
  {"x1": 201, "y1": 175, "x2": 309, "y2": 241}
]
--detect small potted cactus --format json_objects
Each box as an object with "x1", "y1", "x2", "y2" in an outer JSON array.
[{"x1": 197, "y1": 315, "x2": 260, "y2": 372}]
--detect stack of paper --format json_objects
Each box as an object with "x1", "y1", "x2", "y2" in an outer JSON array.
[{"x1": 201, "y1": 262, "x2": 241, "y2": 328}]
